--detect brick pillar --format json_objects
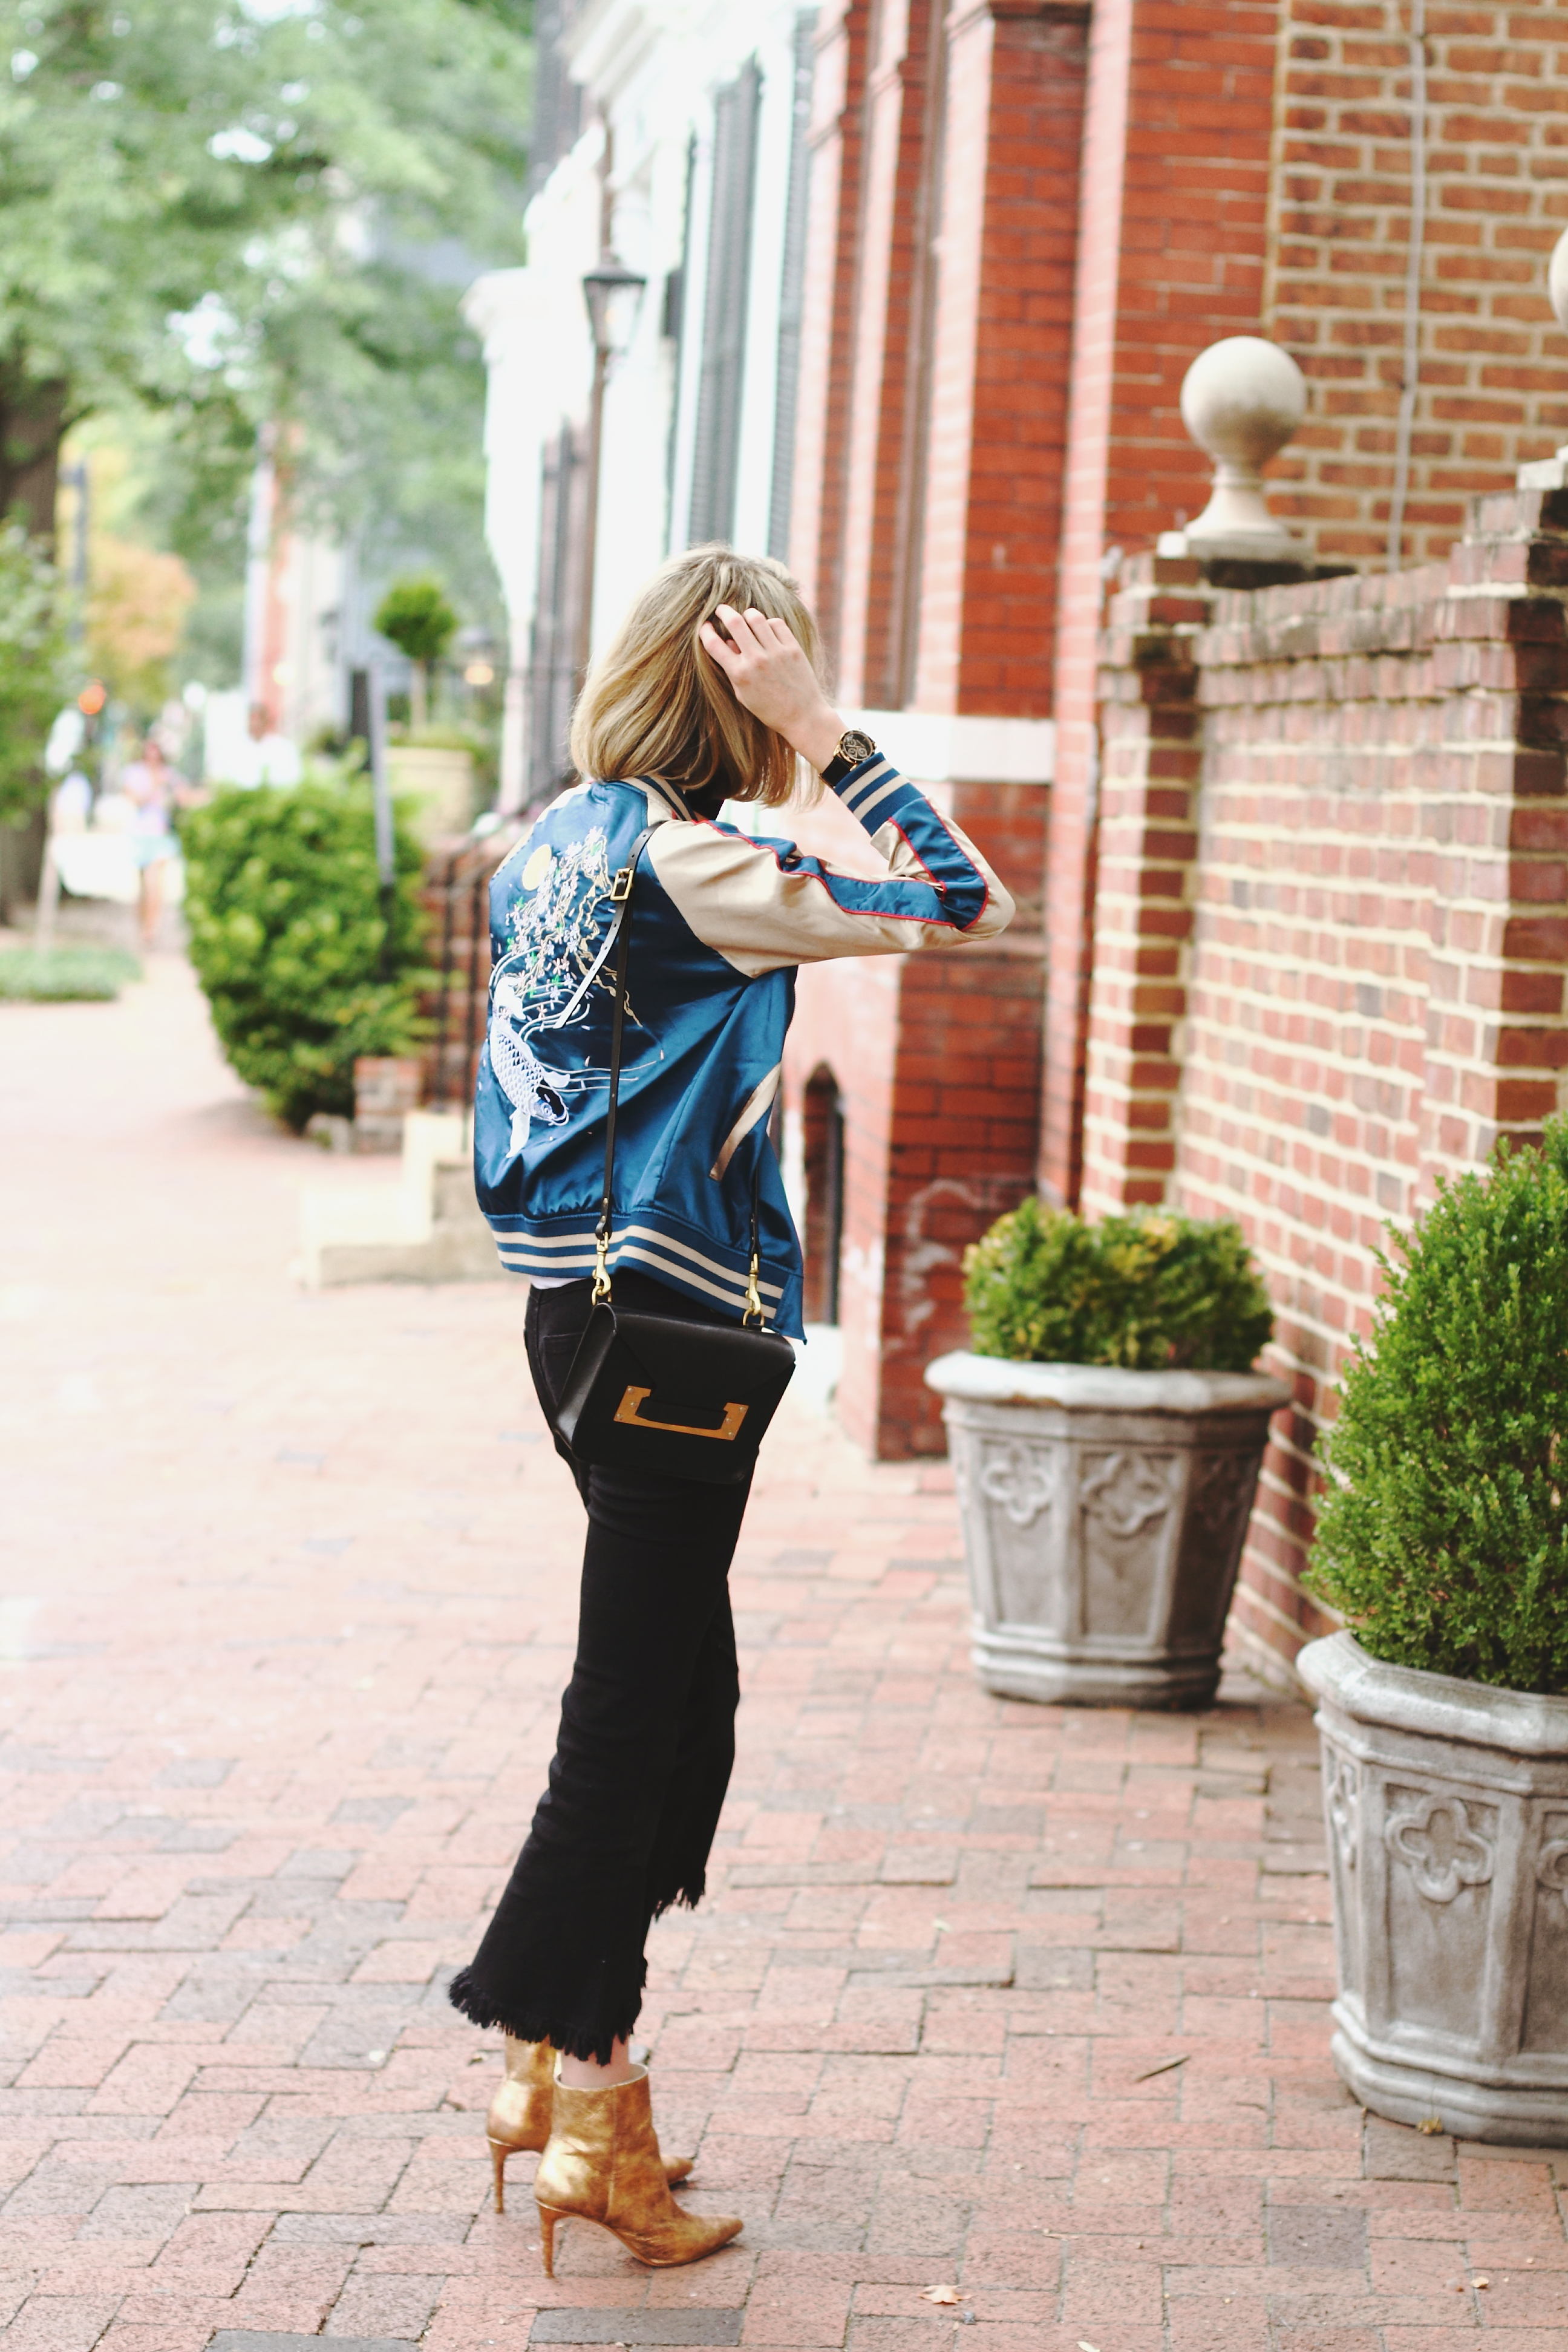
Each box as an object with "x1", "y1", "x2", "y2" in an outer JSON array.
[
  {"x1": 1420, "y1": 481, "x2": 1568, "y2": 1181},
  {"x1": 1079, "y1": 550, "x2": 1212, "y2": 1215},
  {"x1": 915, "y1": 1, "x2": 1088, "y2": 718},
  {"x1": 783, "y1": 2, "x2": 1071, "y2": 1458},
  {"x1": 789, "y1": 0, "x2": 868, "y2": 650},
  {"x1": 833, "y1": 0, "x2": 936, "y2": 707},
  {"x1": 1040, "y1": 0, "x2": 1278, "y2": 1204}
]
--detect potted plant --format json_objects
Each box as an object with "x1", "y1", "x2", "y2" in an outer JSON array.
[
  {"x1": 1298, "y1": 1120, "x2": 1568, "y2": 2146},
  {"x1": 925, "y1": 1200, "x2": 1287, "y2": 1710}
]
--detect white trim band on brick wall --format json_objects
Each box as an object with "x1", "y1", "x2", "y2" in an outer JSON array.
[{"x1": 846, "y1": 710, "x2": 1056, "y2": 786}]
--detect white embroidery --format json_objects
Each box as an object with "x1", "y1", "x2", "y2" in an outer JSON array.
[
  {"x1": 488, "y1": 828, "x2": 615, "y2": 1152},
  {"x1": 485, "y1": 826, "x2": 661, "y2": 1154}
]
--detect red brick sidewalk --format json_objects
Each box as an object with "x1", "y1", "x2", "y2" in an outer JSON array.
[{"x1": 1, "y1": 956, "x2": 1563, "y2": 2352}]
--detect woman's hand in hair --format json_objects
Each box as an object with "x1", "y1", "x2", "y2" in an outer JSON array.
[{"x1": 697, "y1": 605, "x2": 845, "y2": 774}]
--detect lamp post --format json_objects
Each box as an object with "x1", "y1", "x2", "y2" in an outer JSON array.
[{"x1": 578, "y1": 258, "x2": 647, "y2": 684}]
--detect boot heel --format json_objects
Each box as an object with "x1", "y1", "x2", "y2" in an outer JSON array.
[
  {"x1": 537, "y1": 2203, "x2": 566, "y2": 2278},
  {"x1": 488, "y1": 2136, "x2": 510, "y2": 2215}
]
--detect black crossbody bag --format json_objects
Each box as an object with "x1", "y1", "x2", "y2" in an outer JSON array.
[{"x1": 552, "y1": 826, "x2": 796, "y2": 1485}]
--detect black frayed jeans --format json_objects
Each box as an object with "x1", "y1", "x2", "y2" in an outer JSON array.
[{"x1": 448, "y1": 1273, "x2": 750, "y2": 2063}]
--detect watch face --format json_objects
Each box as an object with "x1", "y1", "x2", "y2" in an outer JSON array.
[{"x1": 838, "y1": 730, "x2": 875, "y2": 766}]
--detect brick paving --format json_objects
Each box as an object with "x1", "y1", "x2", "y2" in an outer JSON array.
[{"x1": 1, "y1": 951, "x2": 1564, "y2": 2352}]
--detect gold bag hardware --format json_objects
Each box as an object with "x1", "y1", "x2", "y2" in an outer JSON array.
[{"x1": 613, "y1": 1385, "x2": 748, "y2": 1442}]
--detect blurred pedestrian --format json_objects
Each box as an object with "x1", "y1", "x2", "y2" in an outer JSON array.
[
  {"x1": 122, "y1": 736, "x2": 178, "y2": 947},
  {"x1": 230, "y1": 704, "x2": 302, "y2": 788},
  {"x1": 449, "y1": 544, "x2": 1016, "y2": 2272}
]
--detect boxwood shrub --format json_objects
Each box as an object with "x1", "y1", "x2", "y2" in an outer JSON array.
[
  {"x1": 180, "y1": 768, "x2": 430, "y2": 1131},
  {"x1": 1306, "y1": 1119, "x2": 1568, "y2": 1697},
  {"x1": 962, "y1": 1195, "x2": 1274, "y2": 1373}
]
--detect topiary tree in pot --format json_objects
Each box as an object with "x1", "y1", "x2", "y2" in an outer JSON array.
[
  {"x1": 1299, "y1": 1119, "x2": 1568, "y2": 2146},
  {"x1": 374, "y1": 575, "x2": 459, "y2": 731},
  {"x1": 924, "y1": 1198, "x2": 1287, "y2": 1710}
]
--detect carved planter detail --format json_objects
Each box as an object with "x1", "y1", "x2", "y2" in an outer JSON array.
[
  {"x1": 1299, "y1": 1632, "x2": 1568, "y2": 2146},
  {"x1": 923, "y1": 1354, "x2": 1289, "y2": 1710}
]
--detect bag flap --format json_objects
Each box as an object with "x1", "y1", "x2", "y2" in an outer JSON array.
[
  {"x1": 609, "y1": 1308, "x2": 794, "y2": 1403},
  {"x1": 555, "y1": 1303, "x2": 620, "y2": 1433}
]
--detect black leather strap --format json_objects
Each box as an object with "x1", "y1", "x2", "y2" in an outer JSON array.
[{"x1": 595, "y1": 824, "x2": 657, "y2": 1258}]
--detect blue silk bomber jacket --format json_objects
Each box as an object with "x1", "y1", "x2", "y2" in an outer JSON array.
[{"x1": 474, "y1": 753, "x2": 1016, "y2": 1339}]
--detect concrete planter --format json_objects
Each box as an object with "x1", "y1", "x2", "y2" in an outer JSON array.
[
  {"x1": 1298, "y1": 1631, "x2": 1568, "y2": 2146},
  {"x1": 924, "y1": 1353, "x2": 1288, "y2": 1710},
  {"x1": 387, "y1": 745, "x2": 477, "y2": 840}
]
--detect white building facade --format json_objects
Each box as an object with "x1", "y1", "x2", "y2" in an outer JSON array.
[{"x1": 465, "y1": 0, "x2": 816, "y2": 811}]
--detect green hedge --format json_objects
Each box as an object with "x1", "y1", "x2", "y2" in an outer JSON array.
[
  {"x1": 180, "y1": 768, "x2": 430, "y2": 1131},
  {"x1": 1307, "y1": 1119, "x2": 1568, "y2": 1696},
  {"x1": 0, "y1": 946, "x2": 141, "y2": 1002},
  {"x1": 963, "y1": 1195, "x2": 1274, "y2": 1373}
]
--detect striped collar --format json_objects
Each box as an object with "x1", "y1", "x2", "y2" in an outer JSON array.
[{"x1": 638, "y1": 774, "x2": 690, "y2": 821}]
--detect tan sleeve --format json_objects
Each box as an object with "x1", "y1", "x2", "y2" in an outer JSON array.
[{"x1": 644, "y1": 763, "x2": 1015, "y2": 979}]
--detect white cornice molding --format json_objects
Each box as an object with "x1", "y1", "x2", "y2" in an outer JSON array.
[{"x1": 566, "y1": 0, "x2": 664, "y2": 97}]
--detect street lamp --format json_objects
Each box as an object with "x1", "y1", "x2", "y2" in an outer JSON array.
[
  {"x1": 578, "y1": 257, "x2": 647, "y2": 684},
  {"x1": 582, "y1": 259, "x2": 648, "y2": 364}
]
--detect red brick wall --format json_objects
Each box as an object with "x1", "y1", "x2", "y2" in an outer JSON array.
[
  {"x1": 785, "y1": 950, "x2": 901, "y2": 1456},
  {"x1": 789, "y1": 0, "x2": 868, "y2": 649},
  {"x1": 783, "y1": 778, "x2": 1047, "y2": 1458},
  {"x1": 935, "y1": 2, "x2": 1090, "y2": 717},
  {"x1": 1041, "y1": 0, "x2": 1279, "y2": 1207},
  {"x1": 833, "y1": 0, "x2": 936, "y2": 708},
  {"x1": 1083, "y1": 483, "x2": 1568, "y2": 1682},
  {"x1": 1079, "y1": 549, "x2": 1214, "y2": 1215},
  {"x1": 782, "y1": 1, "x2": 1069, "y2": 1456},
  {"x1": 1269, "y1": 0, "x2": 1568, "y2": 568}
]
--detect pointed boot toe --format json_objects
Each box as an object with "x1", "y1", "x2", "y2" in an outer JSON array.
[{"x1": 534, "y1": 2067, "x2": 737, "y2": 2275}]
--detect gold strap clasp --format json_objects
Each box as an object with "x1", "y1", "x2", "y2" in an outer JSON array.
[
  {"x1": 591, "y1": 1228, "x2": 612, "y2": 1305},
  {"x1": 742, "y1": 1252, "x2": 765, "y2": 1330}
]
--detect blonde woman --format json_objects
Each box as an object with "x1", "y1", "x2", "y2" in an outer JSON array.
[{"x1": 449, "y1": 545, "x2": 1014, "y2": 2270}]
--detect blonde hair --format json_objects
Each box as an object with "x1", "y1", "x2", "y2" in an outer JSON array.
[{"x1": 569, "y1": 543, "x2": 823, "y2": 809}]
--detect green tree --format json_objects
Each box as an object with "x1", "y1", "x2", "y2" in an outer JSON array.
[
  {"x1": 0, "y1": 522, "x2": 69, "y2": 823},
  {"x1": 374, "y1": 572, "x2": 459, "y2": 725},
  {"x1": 0, "y1": 0, "x2": 532, "y2": 544}
]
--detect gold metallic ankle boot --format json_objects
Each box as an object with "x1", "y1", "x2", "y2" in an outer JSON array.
[
  {"x1": 486, "y1": 2036, "x2": 555, "y2": 2214},
  {"x1": 534, "y1": 2065, "x2": 740, "y2": 2274},
  {"x1": 486, "y1": 2038, "x2": 692, "y2": 2214}
]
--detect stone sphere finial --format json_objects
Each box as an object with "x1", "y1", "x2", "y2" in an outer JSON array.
[
  {"x1": 1177, "y1": 335, "x2": 1307, "y2": 559},
  {"x1": 1549, "y1": 226, "x2": 1568, "y2": 338},
  {"x1": 1517, "y1": 233, "x2": 1568, "y2": 488}
]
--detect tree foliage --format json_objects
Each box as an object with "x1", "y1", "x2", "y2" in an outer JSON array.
[
  {"x1": 180, "y1": 765, "x2": 430, "y2": 1131},
  {"x1": 1306, "y1": 1120, "x2": 1568, "y2": 1697},
  {"x1": 374, "y1": 573, "x2": 459, "y2": 666},
  {"x1": 0, "y1": 521, "x2": 69, "y2": 822},
  {"x1": 962, "y1": 1196, "x2": 1275, "y2": 1373},
  {"x1": 0, "y1": 0, "x2": 532, "y2": 544}
]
